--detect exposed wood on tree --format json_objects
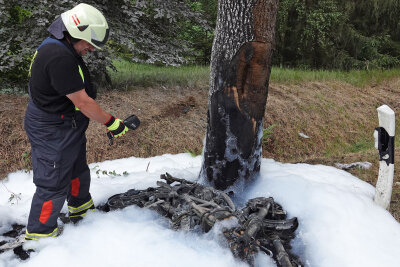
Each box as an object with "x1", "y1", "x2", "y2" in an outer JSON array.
[{"x1": 201, "y1": 0, "x2": 279, "y2": 190}]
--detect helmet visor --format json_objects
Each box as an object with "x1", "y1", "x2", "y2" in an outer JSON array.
[{"x1": 92, "y1": 28, "x2": 109, "y2": 48}]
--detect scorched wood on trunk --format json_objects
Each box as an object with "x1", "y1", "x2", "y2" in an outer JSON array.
[{"x1": 200, "y1": 0, "x2": 279, "y2": 190}]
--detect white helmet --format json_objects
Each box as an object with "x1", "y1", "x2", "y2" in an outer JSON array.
[{"x1": 61, "y1": 3, "x2": 109, "y2": 49}]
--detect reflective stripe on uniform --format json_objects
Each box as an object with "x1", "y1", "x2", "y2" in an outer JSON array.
[
  {"x1": 28, "y1": 50, "x2": 38, "y2": 77},
  {"x1": 78, "y1": 65, "x2": 84, "y2": 83},
  {"x1": 25, "y1": 227, "x2": 58, "y2": 241},
  {"x1": 68, "y1": 198, "x2": 94, "y2": 214},
  {"x1": 75, "y1": 65, "x2": 84, "y2": 110},
  {"x1": 69, "y1": 208, "x2": 94, "y2": 219}
]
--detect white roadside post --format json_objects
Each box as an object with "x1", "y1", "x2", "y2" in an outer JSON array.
[{"x1": 373, "y1": 105, "x2": 395, "y2": 210}]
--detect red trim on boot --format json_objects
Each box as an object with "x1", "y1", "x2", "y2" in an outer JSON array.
[
  {"x1": 71, "y1": 177, "x2": 80, "y2": 197},
  {"x1": 39, "y1": 200, "x2": 53, "y2": 224}
]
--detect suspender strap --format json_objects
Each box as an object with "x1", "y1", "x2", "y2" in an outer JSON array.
[{"x1": 29, "y1": 37, "x2": 84, "y2": 82}]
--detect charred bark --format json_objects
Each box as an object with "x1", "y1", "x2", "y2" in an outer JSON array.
[{"x1": 201, "y1": 0, "x2": 279, "y2": 190}]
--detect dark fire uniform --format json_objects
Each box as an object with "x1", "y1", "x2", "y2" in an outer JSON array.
[{"x1": 25, "y1": 35, "x2": 96, "y2": 240}]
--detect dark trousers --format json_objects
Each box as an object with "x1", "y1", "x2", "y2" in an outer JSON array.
[{"x1": 24, "y1": 101, "x2": 94, "y2": 238}]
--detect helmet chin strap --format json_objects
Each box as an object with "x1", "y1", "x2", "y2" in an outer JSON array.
[
  {"x1": 64, "y1": 34, "x2": 85, "y2": 56},
  {"x1": 65, "y1": 33, "x2": 80, "y2": 45}
]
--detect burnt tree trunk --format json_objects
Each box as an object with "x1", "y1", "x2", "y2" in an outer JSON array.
[{"x1": 200, "y1": 0, "x2": 279, "y2": 190}]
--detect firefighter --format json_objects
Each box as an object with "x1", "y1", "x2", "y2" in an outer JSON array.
[{"x1": 24, "y1": 3, "x2": 127, "y2": 240}]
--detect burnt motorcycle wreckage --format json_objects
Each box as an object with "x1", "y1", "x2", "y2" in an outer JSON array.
[
  {"x1": 99, "y1": 173, "x2": 302, "y2": 267},
  {"x1": 1, "y1": 173, "x2": 301, "y2": 266}
]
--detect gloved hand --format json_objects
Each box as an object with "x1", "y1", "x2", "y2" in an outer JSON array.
[{"x1": 105, "y1": 115, "x2": 129, "y2": 138}]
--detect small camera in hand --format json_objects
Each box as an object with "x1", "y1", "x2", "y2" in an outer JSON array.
[{"x1": 124, "y1": 115, "x2": 140, "y2": 130}]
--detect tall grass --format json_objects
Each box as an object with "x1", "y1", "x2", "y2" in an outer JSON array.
[
  {"x1": 270, "y1": 68, "x2": 400, "y2": 87},
  {"x1": 109, "y1": 61, "x2": 209, "y2": 89},
  {"x1": 109, "y1": 60, "x2": 400, "y2": 88}
]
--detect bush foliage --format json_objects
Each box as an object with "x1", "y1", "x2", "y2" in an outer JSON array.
[
  {"x1": 0, "y1": 0, "x2": 210, "y2": 87},
  {"x1": 274, "y1": 0, "x2": 400, "y2": 70},
  {"x1": 0, "y1": 0, "x2": 399, "y2": 88}
]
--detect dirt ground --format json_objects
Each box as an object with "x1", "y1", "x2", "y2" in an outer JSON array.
[{"x1": 1, "y1": 80, "x2": 399, "y2": 220}]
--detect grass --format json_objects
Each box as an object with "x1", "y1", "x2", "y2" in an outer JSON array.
[
  {"x1": 109, "y1": 61, "x2": 210, "y2": 88},
  {"x1": 270, "y1": 67, "x2": 400, "y2": 87},
  {"x1": 262, "y1": 124, "x2": 277, "y2": 144},
  {"x1": 109, "y1": 61, "x2": 400, "y2": 89},
  {"x1": 347, "y1": 139, "x2": 375, "y2": 154},
  {"x1": 324, "y1": 138, "x2": 375, "y2": 157}
]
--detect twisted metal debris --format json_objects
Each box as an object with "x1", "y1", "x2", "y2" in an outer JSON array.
[{"x1": 99, "y1": 173, "x2": 302, "y2": 267}]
